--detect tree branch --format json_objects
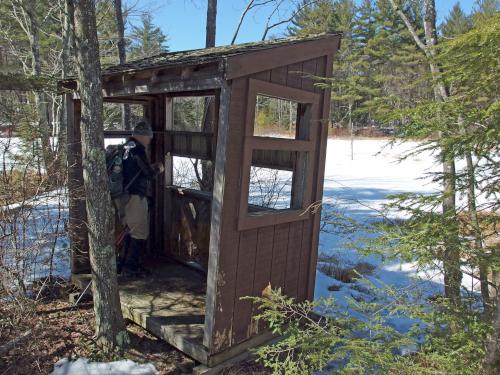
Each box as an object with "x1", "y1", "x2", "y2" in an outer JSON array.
[{"x1": 388, "y1": 0, "x2": 428, "y2": 55}]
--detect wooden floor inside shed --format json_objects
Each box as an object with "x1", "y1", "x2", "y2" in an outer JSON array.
[{"x1": 118, "y1": 260, "x2": 208, "y2": 364}]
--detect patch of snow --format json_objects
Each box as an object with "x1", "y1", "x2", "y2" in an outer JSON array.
[{"x1": 50, "y1": 358, "x2": 158, "y2": 375}]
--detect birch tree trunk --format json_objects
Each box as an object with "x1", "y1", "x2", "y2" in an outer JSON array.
[
  {"x1": 72, "y1": 0, "x2": 128, "y2": 350},
  {"x1": 113, "y1": 0, "x2": 131, "y2": 130}
]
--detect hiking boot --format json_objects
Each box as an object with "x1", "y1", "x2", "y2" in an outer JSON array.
[{"x1": 121, "y1": 238, "x2": 148, "y2": 277}]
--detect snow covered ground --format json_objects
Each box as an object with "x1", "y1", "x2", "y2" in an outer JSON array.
[
  {"x1": 50, "y1": 358, "x2": 158, "y2": 375},
  {"x1": 314, "y1": 139, "x2": 483, "y2": 325},
  {"x1": 1, "y1": 138, "x2": 485, "y2": 314}
]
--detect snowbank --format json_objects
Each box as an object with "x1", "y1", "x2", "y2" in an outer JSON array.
[{"x1": 50, "y1": 358, "x2": 158, "y2": 375}]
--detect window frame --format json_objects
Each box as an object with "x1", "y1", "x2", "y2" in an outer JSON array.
[{"x1": 238, "y1": 79, "x2": 320, "y2": 230}]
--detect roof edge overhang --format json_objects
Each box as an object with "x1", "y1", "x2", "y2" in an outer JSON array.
[{"x1": 224, "y1": 33, "x2": 342, "y2": 80}]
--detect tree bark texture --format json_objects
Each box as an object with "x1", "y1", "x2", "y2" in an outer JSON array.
[
  {"x1": 113, "y1": 0, "x2": 131, "y2": 129},
  {"x1": 206, "y1": 0, "x2": 217, "y2": 48},
  {"x1": 199, "y1": 0, "x2": 218, "y2": 191},
  {"x1": 22, "y1": 0, "x2": 58, "y2": 176},
  {"x1": 72, "y1": 0, "x2": 128, "y2": 350},
  {"x1": 390, "y1": 0, "x2": 461, "y2": 306}
]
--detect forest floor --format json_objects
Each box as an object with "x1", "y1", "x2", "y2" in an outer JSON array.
[{"x1": 0, "y1": 280, "x2": 268, "y2": 374}]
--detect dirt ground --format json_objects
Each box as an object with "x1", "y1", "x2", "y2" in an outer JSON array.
[{"x1": 0, "y1": 280, "x2": 268, "y2": 375}]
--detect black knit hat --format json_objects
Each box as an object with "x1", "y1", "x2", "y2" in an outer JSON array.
[{"x1": 133, "y1": 120, "x2": 153, "y2": 137}]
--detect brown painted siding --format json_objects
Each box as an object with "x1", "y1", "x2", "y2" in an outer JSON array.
[{"x1": 211, "y1": 54, "x2": 331, "y2": 352}]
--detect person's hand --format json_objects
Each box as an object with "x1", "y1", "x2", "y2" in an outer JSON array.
[{"x1": 153, "y1": 162, "x2": 165, "y2": 174}]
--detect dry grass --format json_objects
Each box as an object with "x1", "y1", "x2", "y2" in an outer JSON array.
[{"x1": 318, "y1": 260, "x2": 376, "y2": 284}]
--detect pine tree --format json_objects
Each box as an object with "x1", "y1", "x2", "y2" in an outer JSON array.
[
  {"x1": 441, "y1": 2, "x2": 472, "y2": 38},
  {"x1": 128, "y1": 14, "x2": 168, "y2": 59},
  {"x1": 287, "y1": 0, "x2": 338, "y2": 36}
]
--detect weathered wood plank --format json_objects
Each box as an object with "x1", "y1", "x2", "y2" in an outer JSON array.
[
  {"x1": 204, "y1": 79, "x2": 235, "y2": 351},
  {"x1": 284, "y1": 220, "x2": 303, "y2": 297},
  {"x1": 270, "y1": 66, "x2": 287, "y2": 86},
  {"x1": 301, "y1": 58, "x2": 318, "y2": 92},
  {"x1": 119, "y1": 262, "x2": 207, "y2": 364},
  {"x1": 103, "y1": 76, "x2": 223, "y2": 98},
  {"x1": 307, "y1": 53, "x2": 334, "y2": 300},
  {"x1": 297, "y1": 219, "x2": 312, "y2": 302},
  {"x1": 226, "y1": 36, "x2": 339, "y2": 80},
  {"x1": 208, "y1": 78, "x2": 248, "y2": 352},
  {"x1": 232, "y1": 229, "x2": 258, "y2": 343},
  {"x1": 270, "y1": 223, "x2": 291, "y2": 290},
  {"x1": 286, "y1": 62, "x2": 303, "y2": 89},
  {"x1": 251, "y1": 226, "x2": 275, "y2": 334}
]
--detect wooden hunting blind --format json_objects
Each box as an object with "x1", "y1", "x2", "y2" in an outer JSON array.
[{"x1": 63, "y1": 33, "x2": 341, "y2": 367}]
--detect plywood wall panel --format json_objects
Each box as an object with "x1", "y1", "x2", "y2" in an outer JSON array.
[
  {"x1": 270, "y1": 223, "x2": 291, "y2": 289},
  {"x1": 284, "y1": 220, "x2": 304, "y2": 297},
  {"x1": 232, "y1": 229, "x2": 259, "y2": 343}
]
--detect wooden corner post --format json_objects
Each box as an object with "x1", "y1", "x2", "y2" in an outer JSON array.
[
  {"x1": 204, "y1": 80, "x2": 231, "y2": 349},
  {"x1": 65, "y1": 94, "x2": 90, "y2": 274}
]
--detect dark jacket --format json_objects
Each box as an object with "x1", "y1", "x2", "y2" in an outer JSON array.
[{"x1": 122, "y1": 137, "x2": 159, "y2": 197}]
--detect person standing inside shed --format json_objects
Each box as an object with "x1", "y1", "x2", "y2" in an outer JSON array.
[{"x1": 121, "y1": 120, "x2": 164, "y2": 276}]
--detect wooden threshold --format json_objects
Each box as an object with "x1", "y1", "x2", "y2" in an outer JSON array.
[
  {"x1": 118, "y1": 261, "x2": 209, "y2": 364},
  {"x1": 73, "y1": 260, "x2": 275, "y2": 368}
]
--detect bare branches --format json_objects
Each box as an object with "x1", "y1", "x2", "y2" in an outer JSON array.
[
  {"x1": 232, "y1": 0, "x2": 311, "y2": 45},
  {"x1": 261, "y1": 0, "x2": 317, "y2": 40}
]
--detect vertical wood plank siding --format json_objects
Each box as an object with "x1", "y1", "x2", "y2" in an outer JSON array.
[{"x1": 211, "y1": 53, "x2": 332, "y2": 352}]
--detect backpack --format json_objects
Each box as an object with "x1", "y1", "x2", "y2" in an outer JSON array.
[{"x1": 105, "y1": 140, "x2": 137, "y2": 199}]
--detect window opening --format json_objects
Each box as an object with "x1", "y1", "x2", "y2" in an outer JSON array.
[
  {"x1": 173, "y1": 96, "x2": 216, "y2": 132},
  {"x1": 254, "y1": 95, "x2": 298, "y2": 139},
  {"x1": 172, "y1": 156, "x2": 213, "y2": 191},
  {"x1": 103, "y1": 103, "x2": 145, "y2": 130},
  {"x1": 248, "y1": 165, "x2": 293, "y2": 211}
]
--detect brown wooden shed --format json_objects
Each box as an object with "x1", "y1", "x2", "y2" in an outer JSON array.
[{"x1": 63, "y1": 33, "x2": 341, "y2": 368}]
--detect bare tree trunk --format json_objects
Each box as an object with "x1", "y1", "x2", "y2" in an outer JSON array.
[
  {"x1": 206, "y1": 0, "x2": 217, "y2": 48},
  {"x1": 57, "y1": 0, "x2": 74, "y2": 170},
  {"x1": 389, "y1": 0, "x2": 461, "y2": 306},
  {"x1": 21, "y1": 0, "x2": 57, "y2": 177},
  {"x1": 72, "y1": 0, "x2": 128, "y2": 350},
  {"x1": 199, "y1": 0, "x2": 218, "y2": 191},
  {"x1": 483, "y1": 295, "x2": 500, "y2": 374},
  {"x1": 113, "y1": 0, "x2": 131, "y2": 130},
  {"x1": 349, "y1": 101, "x2": 353, "y2": 161}
]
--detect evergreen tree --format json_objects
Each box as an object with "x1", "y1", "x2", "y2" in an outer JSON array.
[
  {"x1": 287, "y1": 0, "x2": 338, "y2": 36},
  {"x1": 441, "y1": 2, "x2": 472, "y2": 38},
  {"x1": 128, "y1": 14, "x2": 168, "y2": 59}
]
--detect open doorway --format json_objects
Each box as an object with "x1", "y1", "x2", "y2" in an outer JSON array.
[{"x1": 101, "y1": 92, "x2": 218, "y2": 362}]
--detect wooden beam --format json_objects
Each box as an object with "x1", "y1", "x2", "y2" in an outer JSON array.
[
  {"x1": 306, "y1": 53, "x2": 334, "y2": 300},
  {"x1": 204, "y1": 80, "x2": 231, "y2": 349},
  {"x1": 102, "y1": 76, "x2": 223, "y2": 98},
  {"x1": 164, "y1": 97, "x2": 174, "y2": 255},
  {"x1": 225, "y1": 36, "x2": 340, "y2": 80}
]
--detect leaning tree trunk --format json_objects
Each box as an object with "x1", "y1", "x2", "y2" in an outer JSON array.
[
  {"x1": 113, "y1": 0, "x2": 131, "y2": 130},
  {"x1": 72, "y1": 0, "x2": 128, "y2": 350}
]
